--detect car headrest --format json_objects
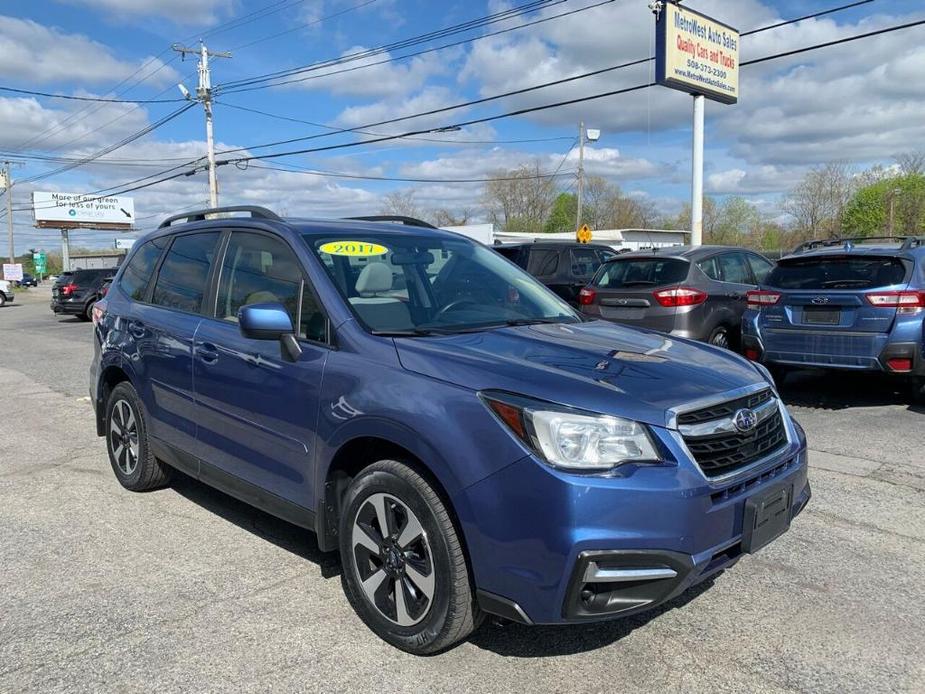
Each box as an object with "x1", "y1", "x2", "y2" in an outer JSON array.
[{"x1": 355, "y1": 263, "x2": 393, "y2": 295}]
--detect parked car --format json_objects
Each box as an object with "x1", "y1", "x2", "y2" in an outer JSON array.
[
  {"x1": 493, "y1": 242, "x2": 619, "y2": 305},
  {"x1": 51, "y1": 268, "x2": 118, "y2": 321},
  {"x1": 0, "y1": 279, "x2": 13, "y2": 306},
  {"x1": 15, "y1": 272, "x2": 38, "y2": 288},
  {"x1": 578, "y1": 246, "x2": 776, "y2": 349},
  {"x1": 742, "y1": 236, "x2": 925, "y2": 400},
  {"x1": 91, "y1": 206, "x2": 809, "y2": 654}
]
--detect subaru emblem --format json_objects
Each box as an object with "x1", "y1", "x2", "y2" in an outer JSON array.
[
  {"x1": 811, "y1": 296, "x2": 830, "y2": 305},
  {"x1": 733, "y1": 408, "x2": 758, "y2": 433}
]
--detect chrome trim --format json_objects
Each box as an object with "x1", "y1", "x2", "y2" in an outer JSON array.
[
  {"x1": 669, "y1": 400, "x2": 796, "y2": 485},
  {"x1": 582, "y1": 564, "x2": 678, "y2": 583},
  {"x1": 665, "y1": 382, "x2": 770, "y2": 430},
  {"x1": 678, "y1": 397, "x2": 778, "y2": 439}
]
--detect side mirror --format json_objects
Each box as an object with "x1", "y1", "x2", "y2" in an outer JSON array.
[{"x1": 237, "y1": 302, "x2": 303, "y2": 362}]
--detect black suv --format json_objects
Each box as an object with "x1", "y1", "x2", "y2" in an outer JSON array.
[
  {"x1": 494, "y1": 242, "x2": 617, "y2": 305},
  {"x1": 51, "y1": 268, "x2": 118, "y2": 321}
]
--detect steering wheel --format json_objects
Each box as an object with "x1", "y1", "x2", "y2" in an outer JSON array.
[{"x1": 432, "y1": 297, "x2": 481, "y2": 320}]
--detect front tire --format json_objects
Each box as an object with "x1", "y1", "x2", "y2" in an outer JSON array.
[
  {"x1": 339, "y1": 460, "x2": 480, "y2": 654},
  {"x1": 105, "y1": 382, "x2": 170, "y2": 491},
  {"x1": 0, "y1": 293, "x2": 6, "y2": 307}
]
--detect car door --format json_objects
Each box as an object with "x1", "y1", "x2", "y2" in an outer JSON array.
[
  {"x1": 193, "y1": 229, "x2": 330, "y2": 506},
  {"x1": 130, "y1": 231, "x2": 221, "y2": 454},
  {"x1": 716, "y1": 251, "x2": 757, "y2": 324}
]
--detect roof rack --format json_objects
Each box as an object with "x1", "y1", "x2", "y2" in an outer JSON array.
[
  {"x1": 343, "y1": 215, "x2": 437, "y2": 229},
  {"x1": 158, "y1": 206, "x2": 281, "y2": 228},
  {"x1": 790, "y1": 235, "x2": 920, "y2": 254}
]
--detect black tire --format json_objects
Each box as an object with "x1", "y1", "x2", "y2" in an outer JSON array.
[
  {"x1": 910, "y1": 376, "x2": 925, "y2": 405},
  {"x1": 80, "y1": 300, "x2": 95, "y2": 321},
  {"x1": 0, "y1": 293, "x2": 6, "y2": 307},
  {"x1": 105, "y1": 382, "x2": 170, "y2": 491},
  {"x1": 708, "y1": 325, "x2": 731, "y2": 350},
  {"x1": 339, "y1": 460, "x2": 480, "y2": 654},
  {"x1": 769, "y1": 364, "x2": 791, "y2": 386}
]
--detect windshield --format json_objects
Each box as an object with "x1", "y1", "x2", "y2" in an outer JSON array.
[
  {"x1": 767, "y1": 256, "x2": 909, "y2": 290},
  {"x1": 593, "y1": 257, "x2": 689, "y2": 288},
  {"x1": 304, "y1": 232, "x2": 580, "y2": 334}
]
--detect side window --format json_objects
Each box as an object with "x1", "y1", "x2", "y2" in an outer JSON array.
[
  {"x1": 216, "y1": 232, "x2": 326, "y2": 342},
  {"x1": 151, "y1": 232, "x2": 220, "y2": 312},
  {"x1": 527, "y1": 249, "x2": 558, "y2": 276},
  {"x1": 717, "y1": 252, "x2": 753, "y2": 284},
  {"x1": 119, "y1": 238, "x2": 166, "y2": 301},
  {"x1": 697, "y1": 256, "x2": 720, "y2": 281},
  {"x1": 746, "y1": 254, "x2": 775, "y2": 283},
  {"x1": 570, "y1": 248, "x2": 599, "y2": 278},
  {"x1": 300, "y1": 284, "x2": 327, "y2": 343}
]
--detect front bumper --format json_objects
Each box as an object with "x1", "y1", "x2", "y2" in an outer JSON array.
[{"x1": 462, "y1": 415, "x2": 809, "y2": 625}]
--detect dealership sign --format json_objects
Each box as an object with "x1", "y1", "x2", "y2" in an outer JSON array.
[
  {"x1": 32, "y1": 191, "x2": 135, "y2": 230},
  {"x1": 656, "y1": 2, "x2": 739, "y2": 104}
]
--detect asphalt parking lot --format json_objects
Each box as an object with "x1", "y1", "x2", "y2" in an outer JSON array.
[{"x1": 1, "y1": 286, "x2": 923, "y2": 693}]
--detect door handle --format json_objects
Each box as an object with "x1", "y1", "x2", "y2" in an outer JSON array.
[{"x1": 197, "y1": 342, "x2": 219, "y2": 364}]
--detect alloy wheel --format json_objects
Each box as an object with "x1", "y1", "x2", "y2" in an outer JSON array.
[
  {"x1": 351, "y1": 493, "x2": 435, "y2": 627},
  {"x1": 109, "y1": 399, "x2": 139, "y2": 476}
]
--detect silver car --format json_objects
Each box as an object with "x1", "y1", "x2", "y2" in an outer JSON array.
[{"x1": 578, "y1": 246, "x2": 775, "y2": 349}]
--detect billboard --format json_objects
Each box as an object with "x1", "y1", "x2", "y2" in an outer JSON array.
[
  {"x1": 32, "y1": 192, "x2": 135, "y2": 230},
  {"x1": 656, "y1": 3, "x2": 739, "y2": 104}
]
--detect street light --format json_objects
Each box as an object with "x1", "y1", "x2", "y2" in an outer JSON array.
[{"x1": 576, "y1": 123, "x2": 601, "y2": 232}]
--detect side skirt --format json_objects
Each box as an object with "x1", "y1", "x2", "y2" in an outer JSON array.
[{"x1": 150, "y1": 437, "x2": 316, "y2": 532}]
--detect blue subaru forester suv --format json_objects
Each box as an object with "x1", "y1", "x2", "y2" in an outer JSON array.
[
  {"x1": 90, "y1": 206, "x2": 810, "y2": 653},
  {"x1": 742, "y1": 236, "x2": 925, "y2": 401}
]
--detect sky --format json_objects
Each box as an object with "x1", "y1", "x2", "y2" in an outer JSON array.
[{"x1": 1, "y1": 0, "x2": 924, "y2": 254}]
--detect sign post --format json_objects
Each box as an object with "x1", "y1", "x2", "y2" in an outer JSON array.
[
  {"x1": 654, "y1": 1, "x2": 739, "y2": 246},
  {"x1": 31, "y1": 192, "x2": 135, "y2": 272},
  {"x1": 33, "y1": 251, "x2": 46, "y2": 280}
]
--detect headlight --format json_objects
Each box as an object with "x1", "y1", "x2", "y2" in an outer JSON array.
[{"x1": 481, "y1": 392, "x2": 660, "y2": 471}]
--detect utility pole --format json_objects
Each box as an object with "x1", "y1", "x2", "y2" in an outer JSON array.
[
  {"x1": 576, "y1": 121, "x2": 585, "y2": 233},
  {"x1": 1, "y1": 161, "x2": 23, "y2": 264},
  {"x1": 691, "y1": 95, "x2": 705, "y2": 247},
  {"x1": 173, "y1": 41, "x2": 231, "y2": 209}
]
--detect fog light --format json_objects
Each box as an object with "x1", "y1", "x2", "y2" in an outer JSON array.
[{"x1": 886, "y1": 357, "x2": 913, "y2": 372}]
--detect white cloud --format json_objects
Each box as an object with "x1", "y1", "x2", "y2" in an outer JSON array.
[
  {"x1": 60, "y1": 0, "x2": 234, "y2": 25},
  {"x1": 335, "y1": 86, "x2": 469, "y2": 134},
  {"x1": 296, "y1": 46, "x2": 455, "y2": 98},
  {"x1": 0, "y1": 16, "x2": 178, "y2": 86}
]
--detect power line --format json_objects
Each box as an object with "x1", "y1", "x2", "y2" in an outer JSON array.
[
  {"x1": 229, "y1": 0, "x2": 381, "y2": 51},
  {"x1": 219, "y1": 16, "x2": 925, "y2": 166},
  {"x1": 217, "y1": 0, "x2": 566, "y2": 91},
  {"x1": 219, "y1": 0, "x2": 614, "y2": 95},
  {"x1": 245, "y1": 162, "x2": 574, "y2": 183},
  {"x1": 214, "y1": 100, "x2": 575, "y2": 145},
  {"x1": 215, "y1": 0, "x2": 899, "y2": 158},
  {"x1": 0, "y1": 86, "x2": 185, "y2": 104}
]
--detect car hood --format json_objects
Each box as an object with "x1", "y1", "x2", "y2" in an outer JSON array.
[{"x1": 394, "y1": 320, "x2": 766, "y2": 428}]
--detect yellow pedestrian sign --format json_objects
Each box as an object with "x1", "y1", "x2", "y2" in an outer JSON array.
[{"x1": 576, "y1": 224, "x2": 592, "y2": 243}]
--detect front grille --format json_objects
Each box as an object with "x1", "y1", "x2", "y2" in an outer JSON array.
[
  {"x1": 680, "y1": 390, "x2": 787, "y2": 478},
  {"x1": 677, "y1": 388, "x2": 773, "y2": 425}
]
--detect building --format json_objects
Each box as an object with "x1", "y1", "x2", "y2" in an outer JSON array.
[
  {"x1": 69, "y1": 251, "x2": 126, "y2": 270},
  {"x1": 492, "y1": 228, "x2": 690, "y2": 251}
]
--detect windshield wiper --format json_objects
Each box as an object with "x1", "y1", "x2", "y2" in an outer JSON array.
[{"x1": 370, "y1": 328, "x2": 456, "y2": 337}]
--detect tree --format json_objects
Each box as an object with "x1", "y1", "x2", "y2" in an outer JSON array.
[
  {"x1": 431, "y1": 207, "x2": 474, "y2": 227},
  {"x1": 783, "y1": 163, "x2": 854, "y2": 239},
  {"x1": 379, "y1": 189, "x2": 420, "y2": 218},
  {"x1": 842, "y1": 173, "x2": 925, "y2": 237},
  {"x1": 895, "y1": 151, "x2": 925, "y2": 176},
  {"x1": 482, "y1": 161, "x2": 557, "y2": 233},
  {"x1": 543, "y1": 192, "x2": 577, "y2": 233}
]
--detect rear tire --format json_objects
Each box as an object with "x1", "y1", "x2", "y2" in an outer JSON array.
[
  {"x1": 769, "y1": 364, "x2": 791, "y2": 386},
  {"x1": 105, "y1": 382, "x2": 170, "y2": 491},
  {"x1": 910, "y1": 377, "x2": 925, "y2": 405},
  {"x1": 708, "y1": 325, "x2": 731, "y2": 350},
  {"x1": 80, "y1": 301, "x2": 95, "y2": 321},
  {"x1": 339, "y1": 460, "x2": 480, "y2": 654}
]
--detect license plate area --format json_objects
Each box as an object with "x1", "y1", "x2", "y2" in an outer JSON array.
[
  {"x1": 742, "y1": 482, "x2": 792, "y2": 553},
  {"x1": 803, "y1": 307, "x2": 840, "y2": 324}
]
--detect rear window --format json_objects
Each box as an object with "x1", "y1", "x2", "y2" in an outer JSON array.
[
  {"x1": 767, "y1": 256, "x2": 909, "y2": 290},
  {"x1": 593, "y1": 258, "x2": 689, "y2": 288}
]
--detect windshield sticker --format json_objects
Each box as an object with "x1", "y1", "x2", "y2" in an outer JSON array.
[{"x1": 319, "y1": 241, "x2": 389, "y2": 257}]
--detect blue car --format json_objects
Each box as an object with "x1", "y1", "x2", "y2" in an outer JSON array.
[
  {"x1": 90, "y1": 206, "x2": 809, "y2": 654},
  {"x1": 742, "y1": 236, "x2": 925, "y2": 400}
]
